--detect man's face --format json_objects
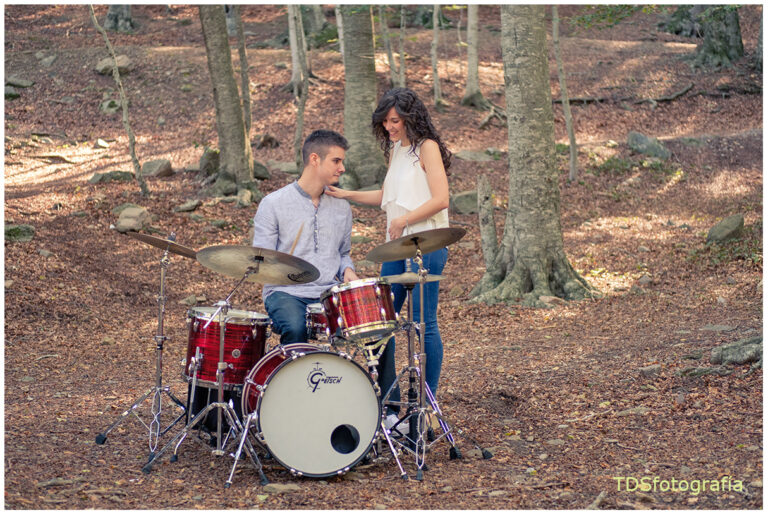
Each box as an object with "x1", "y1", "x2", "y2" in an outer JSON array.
[{"x1": 315, "y1": 146, "x2": 346, "y2": 186}]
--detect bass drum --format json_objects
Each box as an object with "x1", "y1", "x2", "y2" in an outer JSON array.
[{"x1": 242, "y1": 343, "x2": 381, "y2": 477}]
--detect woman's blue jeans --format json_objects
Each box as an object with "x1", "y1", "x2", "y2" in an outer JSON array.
[{"x1": 377, "y1": 247, "x2": 447, "y2": 415}]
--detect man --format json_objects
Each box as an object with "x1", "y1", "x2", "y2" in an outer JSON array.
[{"x1": 252, "y1": 129, "x2": 359, "y2": 343}]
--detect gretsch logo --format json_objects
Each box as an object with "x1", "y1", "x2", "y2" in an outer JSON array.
[{"x1": 307, "y1": 362, "x2": 342, "y2": 392}]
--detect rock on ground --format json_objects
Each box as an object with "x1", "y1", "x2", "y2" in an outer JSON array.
[
  {"x1": 710, "y1": 336, "x2": 762, "y2": 365},
  {"x1": 115, "y1": 206, "x2": 150, "y2": 233},
  {"x1": 95, "y1": 55, "x2": 133, "y2": 75},
  {"x1": 706, "y1": 214, "x2": 744, "y2": 244},
  {"x1": 627, "y1": 131, "x2": 671, "y2": 159},
  {"x1": 141, "y1": 159, "x2": 173, "y2": 178}
]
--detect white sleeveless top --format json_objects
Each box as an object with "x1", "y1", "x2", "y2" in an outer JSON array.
[{"x1": 380, "y1": 140, "x2": 449, "y2": 242}]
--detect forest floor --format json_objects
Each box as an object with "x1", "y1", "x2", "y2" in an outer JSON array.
[{"x1": 4, "y1": 5, "x2": 763, "y2": 510}]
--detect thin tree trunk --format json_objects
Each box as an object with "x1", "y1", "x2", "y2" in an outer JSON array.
[
  {"x1": 431, "y1": 5, "x2": 443, "y2": 107},
  {"x1": 398, "y1": 5, "x2": 407, "y2": 87},
  {"x1": 477, "y1": 174, "x2": 498, "y2": 271},
  {"x1": 552, "y1": 6, "x2": 578, "y2": 181},
  {"x1": 339, "y1": 5, "x2": 386, "y2": 188},
  {"x1": 233, "y1": 6, "x2": 251, "y2": 138},
  {"x1": 286, "y1": 6, "x2": 302, "y2": 93},
  {"x1": 290, "y1": 5, "x2": 310, "y2": 172},
  {"x1": 335, "y1": 5, "x2": 345, "y2": 59},
  {"x1": 461, "y1": 4, "x2": 490, "y2": 109},
  {"x1": 199, "y1": 5, "x2": 254, "y2": 186},
  {"x1": 88, "y1": 5, "x2": 149, "y2": 197},
  {"x1": 471, "y1": 5, "x2": 595, "y2": 306},
  {"x1": 379, "y1": 6, "x2": 398, "y2": 87}
]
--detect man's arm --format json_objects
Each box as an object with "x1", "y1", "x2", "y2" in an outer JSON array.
[
  {"x1": 338, "y1": 205, "x2": 357, "y2": 282},
  {"x1": 252, "y1": 197, "x2": 278, "y2": 250}
]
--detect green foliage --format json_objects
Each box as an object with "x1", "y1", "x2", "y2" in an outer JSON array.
[
  {"x1": 555, "y1": 143, "x2": 570, "y2": 155},
  {"x1": 687, "y1": 220, "x2": 762, "y2": 267},
  {"x1": 593, "y1": 156, "x2": 635, "y2": 175},
  {"x1": 588, "y1": 156, "x2": 685, "y2": 180}
]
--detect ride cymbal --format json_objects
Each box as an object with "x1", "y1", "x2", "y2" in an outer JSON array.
[
  {"x1": 366, "y1": 227, "x2": 466, "y2": 263},
  {"x1": 125, "y1": 231, "x2": 197, "y2": 259},
  {"x1": 196, "y1": 245, "x2": 320, "y2": 285},
  {"x1": 383, "y1": 272, "x2": 444, "y2": 285}
]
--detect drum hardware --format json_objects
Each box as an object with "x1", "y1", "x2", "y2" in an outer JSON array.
[
  {"x1": 142, "y1": 260, "x2": 269, "y2": 485},
  {"x1": 368, "y1": 228, "x2": 493, "y2": 480},
  {"x1": 94, "y1": 232, "x2": 188, "y2": 462}
]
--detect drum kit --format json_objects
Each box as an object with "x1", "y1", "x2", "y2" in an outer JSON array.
[{"x1": 95, "y1": 227, "x2": 491, "y2": 486}]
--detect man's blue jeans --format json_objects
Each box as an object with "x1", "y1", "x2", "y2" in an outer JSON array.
[
  {"x1": 377, "y1": 247, "x2": 448, "y2": 415},
  {"x1": 264, "y1": 291, "x2": 317, "y2": 344}
]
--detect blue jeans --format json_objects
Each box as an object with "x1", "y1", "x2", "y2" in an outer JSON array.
[
  {"x1": 264, "y1": 291, "x2": 317, "y2": 344},
  {"x1": 377, "y1": 247, "x2": 448, "y2": 415}
]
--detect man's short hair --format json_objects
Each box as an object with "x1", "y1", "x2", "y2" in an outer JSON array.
[{"x1": 302, "y1": 130, "x2": 349, "y2": 166}]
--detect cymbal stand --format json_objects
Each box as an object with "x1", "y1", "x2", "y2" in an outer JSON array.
[
  {"x1": 142, "y1": 265, "x2": 267, "y2": 485},
  {"x1": 95, "y1": 237, "x2": 186, "y2": 462},
  {"x1": 380, "y1": 245, "x2": 493, "y2": 480}
]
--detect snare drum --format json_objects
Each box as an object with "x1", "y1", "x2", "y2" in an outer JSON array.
[
  {"x1": 242, "y1": 343, "x2": 380, "y2": 477},
  {"x1": 321, "y1": 278, "x2": 397, "y2": 345},
  {"x1": 306, "y1": 303, "x2": 329, "y2": 341},
  {"x1": 184, "y1": 307, "x2": 270, "y2": 389}
]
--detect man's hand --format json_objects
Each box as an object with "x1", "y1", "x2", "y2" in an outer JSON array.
[{"x1": 343, "y1": 267, "x2": 359, "y2": 283}]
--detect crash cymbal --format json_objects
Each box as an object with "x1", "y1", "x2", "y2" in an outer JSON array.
[
  {"x1": 125, "y1": 231, "x2": 197, "y2": 259},
  {"x1": 366, "y1": 227, "x2": 467, "y2": 263},
  {"x1": 383, "y1": 272, "x2": 444, "y2": 285},
  {"x1": 196, "y1": 245, "x2": 320, "y2": 285}
]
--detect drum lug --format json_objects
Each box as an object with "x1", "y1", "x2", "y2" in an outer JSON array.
[
  {"x1": 325, "y1": 327, "x2": 331, "y2": 338},
  {"x1": 332, "y1": 294, "x2": 339, "y2": 307},
  {"x1": 374, "y1": 285, "x2": 381, "y2": 296},
  {"x1": 390, "y1": 292, "x2": 395, "y2": 302},
  {"x1": 337, "y1": 316, "x2": 343, "y2": 328},
  {"x1": 380, "y1": 307, "x2": 387, "y2": 319}
]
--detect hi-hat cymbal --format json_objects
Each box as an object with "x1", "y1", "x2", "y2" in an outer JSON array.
[
  {"x1": 125, "y1": 231, "x2": 197, "y2": 259},
  {"x1": 366, "y1": 227, "x2": 467, "y2": 263},
  {"x1": 196, "y1": 245, "x2": 320, "y2": 285},
  {"x1": 384, "y1": 272, "x2": 444, "y2": 285}
]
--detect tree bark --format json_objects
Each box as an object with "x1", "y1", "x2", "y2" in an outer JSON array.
[
  {"x1": 470, "y1": 5, "x2": 596, "y2": 306},
  {"x1": 104, "y1": 5, "x2": 135, "y2": 33},
  {"x1": 461, "y1": 4, "x2": 490, "y2": 110},
  {"x1": 335, "y1": 6, "x2": 345, "y2": 58},
  {"x1": 199, "y1": 6, "x2": 255, "y2": 187},
  {"x1": 89, "y1": 5, "x2": 149, "y2": 197},
  {"x1": 286, "y1": 6, "x2": 302, "y2": 93},
  {"x1": 233, "y1": 6, "x2": 251, "y2": 138},
  {"x1": 552, "y1": 6, "x2": 578, "y2": 181},
  {"x1": 693, "y1": 6, "x2": 744, "y2": 68},
  {"x1": 339, "y1": 5, "x2": 386, "y2": 189},
  {"x1": 431, "y1": 5, "x2": 444, "y2": 108}
]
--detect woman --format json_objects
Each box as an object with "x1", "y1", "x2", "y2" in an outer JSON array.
[{"x1": 327, "y1": 88, "x2": 451, "y2": 428}]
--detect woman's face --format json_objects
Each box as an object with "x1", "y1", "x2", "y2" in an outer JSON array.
[{"x1": 382, "y1": 107, "x2": 406, "y2": 143}]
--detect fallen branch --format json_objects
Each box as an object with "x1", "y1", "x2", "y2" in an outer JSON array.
[
  {"x1": 554, "y1": 95, "x2": 632, "y2": 105},
  {"x1": 478, "y1": 102, "x2": 507, "y2": 129},
  {"x1": 529, "y1": 481, "x2": 570, "y2": 490},
  {"x1": 634, "y1": 82, "x2": 694, "y2": 108},
  {"x1": 587, "y1": 490, "x2": 607, "y2": 510},
  {"x1": 34, "y1": 153, "x2": 75, "y2": 164}
]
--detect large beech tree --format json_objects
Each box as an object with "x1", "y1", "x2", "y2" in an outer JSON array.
[
  {"x1": 470, "y1": 5, "x2": 595, "y2": 306},
  {"x1": 338, "y1": 5, "x2": 386, "y2": 189},
  {"x1": 199, "y1": 5, "x2": 256, "y2": 193}
]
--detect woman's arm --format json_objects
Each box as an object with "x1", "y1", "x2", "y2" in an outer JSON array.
[
  {"x1": 388, "y1": 139, "x2": 450, "y2": 240},
  {"x1": 325, "y1": 186, "x2": 383, "y2": 206}
]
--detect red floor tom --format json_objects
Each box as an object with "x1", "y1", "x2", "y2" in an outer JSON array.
[{"x1": 306, "y1": 303, "x2": 329, "y2": 341}]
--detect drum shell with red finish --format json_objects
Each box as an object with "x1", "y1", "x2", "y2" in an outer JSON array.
[
  {"x1": 305, "y1": 303, "x2": 329, "y2": 341},
  {"x1": 184, "y1": 307, "x2": 270, "y2": 389},
  {"x1": 320, "y1": 278, "x2": 397, "y2": 345}
]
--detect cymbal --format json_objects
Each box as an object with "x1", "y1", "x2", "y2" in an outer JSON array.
[
  {"x1": 366, "y1": 227, "x2": 467, "y2": 263},
  {"x1": 125, "y1": 231, "x2": 197, "y2": 259},
  {"x1": 196, "y1": 245, "x2": 320, "y2": 285},
  {"x1": 384, "y1": 272, "x2": 444, "y2": 285}
]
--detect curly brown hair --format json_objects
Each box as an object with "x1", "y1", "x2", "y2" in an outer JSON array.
[{"x1": 372, "y1": 88, "x2": 452, "y2": 173}]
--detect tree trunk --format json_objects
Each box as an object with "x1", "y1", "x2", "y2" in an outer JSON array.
[
  {"x1": 552, "y1": 6, "x2": 578, "y2": 182},
  {"x1": 379, "y1": 6, "x2": 398, "y2": 87},
  {"x1": 233, "y1": 6, "x2": 251, "y2": 138},
  {"x1": 755, "y1": 15, "x2": 763, "y2": 71},
  {"x1": 431, "y1": 5, "x2": 444, "y2": 108},
  {"x1": 104, "y1": 5, "x2": 135, "y2": 33},
  {"x1": 286, "y1": 6, "x2": 302, "y2": 93},
  {"x1": 694, "y1": 6, "x2": 744, "y2": 68},
  {"x1": 339, "y1": 5, "x2": 386, "y2": 189},
  {"x1": 89, "y1": 5, "x2": 148, "y2": 197},
  {"x1": 398, "y1": 6, "x2": 407, "y2": 87},
  {"x1": 289, "y1": 5, "x2": 310, "y2": 172},
  {"x1": 224, "y1": 5, "x2": 236, "y2": 37},
  {"x1": 470, "y1": 5, "x2": 596, "y2": 307},
  {"x1": 461, "y1": 4, "x2": 490, "y2": 110},
  {"x1": 335, "y1": 6, "x2": 345, "y2": 58},
  {"x1": 199, "y1": 6, "x2": 255, "y2": 187}
]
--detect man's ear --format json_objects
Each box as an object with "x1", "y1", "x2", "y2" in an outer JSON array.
[{"x1": 309, "y1": 152, "x2": 320, "y2": 167}]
